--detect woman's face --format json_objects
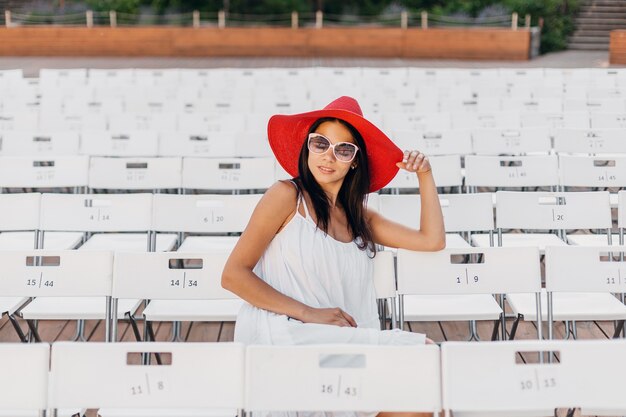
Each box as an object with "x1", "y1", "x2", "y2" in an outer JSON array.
[{"x1": 307, "y1": 120, "x2": 356, "y2": 191}]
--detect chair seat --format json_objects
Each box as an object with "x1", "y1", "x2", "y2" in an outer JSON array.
[
  {"x1": 79, "y1": 233, "x2": 178, "y2": 251},
  {"x1": 472, "y1": 233, "x2": 566, "y2": 253},
  {"x1": 0, "y1": 297, "x2": 28, "y2": 315},
  {"x1": 567, "y1": 233, "x2": 619, "y2": 246},
  {"x1": 143, "y1": 299, "x2": 243, "y2": 322},
  {"x1": 19, "y1": 297, "x2": 142, "y2": 320},
  {"x1": 98, "y1": 408, "x2": 237, "y2": 417},
  {"x1": 507, "y1": 289, "x2": 626, "y2": 322},
  {"x1": 402, "y1": 294, "x2": 503, "y2": 321},
  {"x1": 0, "y1": 231, "x2": 83, "y2": 250},
  {"x1": 178, "y1": 236, "x2": 239, "y2": 251}
]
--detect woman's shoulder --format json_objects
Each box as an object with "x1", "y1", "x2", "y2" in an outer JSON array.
[{"x1": 261, "y1": 180, "x2": 299, "y2": 208}]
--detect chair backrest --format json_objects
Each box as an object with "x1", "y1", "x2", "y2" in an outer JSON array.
[
  {"x1": 152, "y1": 194, "x2": 261, "y2": 234},
  {"x1": 88, "y1": 157, "x2": 182, "y2": 190},
  {"x1": 0, "y1": 193, "x2": 40, "y2": 231},
  {"x1": 0, "y1": 250, "x2": 112, "y2": 297},
  {"x1": 520, "y1": 112, "x2": 589, "y2": 129},
  {"x1": 559, "y1": 154, "x2": 626, "y2": 188},
  {"x1": 40, "y1": 193, "x2": 153, "y2": 232},
  {"x1": 372, "y1": 250, "x2": 396, "y2": 300},
  {"x1": 182, "y1": 157, "x2": 275, "y2": 190},
  {"x1": 442, "y1": 340, "x2": 626, "y2": 414},
  {"x1": 471, "y1": 127, "x2": 552, "y2": 155},
  {"x1": 379, "y1": 193, "x2": 494, "y2": 233},
  {"x1": 546, "y1": 245, "x2": 626, "y2": 293},
  {"x1": 0, "y1": 156, "x2": 89, "y2": 188},
  {"x1": 495, "y1": 191, "x2": 611, "y2": 230},
  {"x1": 81, "y1": 131, "x2": 159, "y2": 157},
  {"x1": 49, "y1": 342, "x2": 245, "y2": 410},
  {"x1": 397, "y1": 246, "x2": 541, "y2": 296},
  {"x1": 246, "y1": 344, "x2": 441, "y2": 413},
  {"x1": 590, "y1": 112, "x2": 626, "y2": 128},
  {"x1": 385, "y1": 155, "x2": 463, "y2": 189},
  {"x1": 553, "y1": 128, "x2": 626, "y2": 154},
  {"x1": 158, "y1": 130, "x2": 238, "y2": 157},
  {"x1": 0, "y1": 343, "x2": 49, "y2": 411},
  {"x1": 0, "y1": 131, "x2": 80, "y2": 156},
  {"x1": 112, "y1": 250, "x2": 236, "y2": 300},
  {"x1": 392, "y1": 130, "x2": 471, "y2": 156},
  {"x1": 465, "y1": 155, "x2": 559, "y2": 188}
]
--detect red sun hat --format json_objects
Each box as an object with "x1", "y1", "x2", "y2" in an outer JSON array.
[{"x1": 267, "y1": 96, "x2": 403, "y2": 193}]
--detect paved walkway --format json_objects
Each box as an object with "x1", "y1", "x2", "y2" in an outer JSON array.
[{"x1": 0, "y1": 50, "x2": 617, "y2": 77}]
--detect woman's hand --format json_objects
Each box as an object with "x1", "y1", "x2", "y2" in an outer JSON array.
[
  {"x1": 396, "y1": 150, "x2": 431, "y2": 174},
  {"x1": 300, "y1": 306, "x2": 357, "y2": 327}
]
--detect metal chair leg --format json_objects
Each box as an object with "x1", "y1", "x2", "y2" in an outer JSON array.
[{"x1": 7, "y1": 313, "x2": 28, "y2": 343}]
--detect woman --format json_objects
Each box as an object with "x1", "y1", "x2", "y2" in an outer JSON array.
[{"x1": 222, "y1": 96, "x2": 445, "y2": 413}]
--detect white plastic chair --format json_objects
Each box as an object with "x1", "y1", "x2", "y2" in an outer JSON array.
[
  {"x1": 442, "y1": 339, "x2": 626, "y2": 416},
  {"x1": 397, "y1": 246, "x2": 542, "y2": 341},
  {"x1": 520, "y1": 112, "x2": 590, "y2": 129},
  {"x1": 0, "y1": 250, "x2": 115, "y2": 342},
  {"x1": 384, "y1": 155, "x2": 463, "y2": 190},
  {"x1": 590, "y1": 112, "x2": 626, "y2": 128},
  {"x1": 182, "y1": 157, "x2": 275, "y2": 191},
  {"x1": 392, "y1": 130, "x2": 471, "y2": 156},
  {"x1": 88, "y1": 157, "x2": 182, "y2": 190},
  {"x1": 0, "y1": 131, "x2": 80, "y2": 156},
  {"x1": 0, "y1": 343, "x2": 48, "y2": 416},
  {"x1": 159, "y1": 131, "x2": 237, "y2": 157},
  {"x1": 553, "y1": 128, "x2": 626, "y2": 154},
  {"x1": 471, "y1": 128, "x2": 551, "y2": 155},
  {"x1": 246, "y1": 344, "x2": 441, "y2": 415},
  {"x1": 465, "y1": 155, "x2": 559, "y2": 190},
  {"x1": 49, "y1": 342, "x2": 245, "y2": 417},
  {"x1": 452, "y1": 112, "x2": 520, "y2": 129},
  {"x1": 0, "y1": 156, "x2": 89, "y2": 190},
  {"x1": 81, "y1": 131, "x2": 159, "y2": 157}
]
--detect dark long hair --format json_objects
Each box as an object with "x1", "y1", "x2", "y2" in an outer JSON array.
[{"x1": 294, "y1": 117, "x2": 376, "y2": 256}]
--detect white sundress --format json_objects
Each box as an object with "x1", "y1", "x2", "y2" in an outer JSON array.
[{"x1": 234, "y1": 182, "x2": 425, "y2": 416}]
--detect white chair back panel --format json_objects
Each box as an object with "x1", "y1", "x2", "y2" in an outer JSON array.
[
  {"x1": 0, "y1": 193, "x2": 41, "y2": 231},
  {"x1": 564, "y1": 98, "x2": 626, "y2": 113},
  {"x1": 495, "y1": 191, "x2": 611, "y2": 230},
  {"x1": 112, "y1": 251, "x2": 236, "y2": 300},
  {"x1": 590, "y1": 113, "x2": 626, "y2": 128},
  {"x1": 81, "y1": 131, "x2": 159, "y2": 157},
  {"x1": 246, "y1": 345, "x2": 441, "y2": 412},
  {"x1": 546, "y1": 245, "x2": 626, "y2": 292},
  {"x1": 108, "y1": 113, "x2": 177, "y2": 131},
  {"x1": 465, "y1": 155, "x2": 559, "y2": 187},
  {"x1": 61, "y1": 98, "x2": 124, "y2": 116},
  {"x1": 50, "y1": 342, "x2": 245, "y2": 409},
  {"x1": 152, "y1": 194, "x2": 261, "y2": 233},
  {"x1": 392, "y1": 130, "x2": 471, "y2": 156},
  {"x1": 0, "y1": 112, "x2": 38, "y2": 131},
  {"x1": 40, "y1": 68, "x2": 87, "y2": 87},
  {"x1": 471, "y1": 128, "x2": 551, "y2": 155},
  {"x1": 0, "y1": 343, "x2": 49, "y2": 410},
  {"x1": 0, "y1": 250, "x2": 112, "y2": 297},
  {"x1": 0, "y1": 69, "x2": 23, "y2": 84},
  {"x1": 451, "y1": 112, "x2": 520, "y2": 129},
  {"x1": 397, "y1": 246, "x2": 540, "y2": 295},
  {"x1": 0, "y1": 131, "x2": 80, "y2": 156},
  {"x1": 553, "y1": 128, "x2": 626, "y2": 154},
  {"x1": 176, "y1": 113, "x2": 245, "y2": 133},
  {"x1": 88, "y1": 157, "x2": 182, "y2": 190},
  {"x1": 385, "y1": 155, "x2": 462, "y2": 189},
  {"x1": 501, "y1": 98, "x2": 562, "y2": 113},
  {"x1": 158, "y1": 131, "x2": 237, "y2": 157},
  {"x1": 559, "y1": 154, "x2": 626, "y2": 187},
  {"x1": 379, "y1": 193, "x2": 494, "y2": 232},
  {"x1": 520, "y1": 112, "x2": 589, "y2": 129},
  {"x1": 0, "y1": 156, "x2": 89, "y2": 188},
  {"x1": 383, "y1": 113, "x2": 452, "y2": 131},
  {"x1": 40, "y1": 114, "x2": 107, "y2": 132},
  {"x1": 40, "y1": 193, "x2": 153, "y2": 232},
  {"x1": 236, "y1": 132, "x2": 272, "y2": 158},
  {"x1": 182, "y1": 157, "x2": 275, "y2": 190},
  {"x1": 366, "y1": 192, "x2": 380, "y2": 212},
  {"x1": 442, "y1": 340, "x2": 626, "y2": 413}
]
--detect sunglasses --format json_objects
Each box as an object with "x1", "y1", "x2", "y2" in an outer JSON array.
[{"x1": 307, "y1": 133, "x2": 360, "y2": 163}]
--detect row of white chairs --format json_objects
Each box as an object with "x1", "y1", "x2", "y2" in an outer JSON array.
[
  {"x1": 6, "y1": 339, "x2": 626, "y2": 416},
  {"x1": 2, "y1": 154, "x2": 626, "y2": 191},
  {"x1": 4, "y1": 127, "x2": 626, "y2": 157},
  {"x1": 1, "y1": 190, "x2": 625, "y2": 343}
]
